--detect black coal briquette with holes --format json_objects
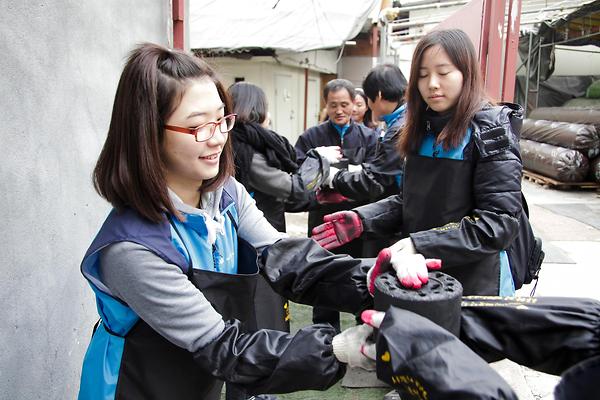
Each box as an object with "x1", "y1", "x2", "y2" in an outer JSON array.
[{"x1": 373, "y1": 271, "x2": 463, "y2": 336}]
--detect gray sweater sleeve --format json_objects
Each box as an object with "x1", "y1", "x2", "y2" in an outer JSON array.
[
  {"x1": 247, "y1": 153, "x2": 292, "y2": 199},
  {"x1": 99, "y1": 241, "x2": 225, "y2": 352},
  {"x1": 231, "y1": 178, "x2": 286, "y2": 249}
]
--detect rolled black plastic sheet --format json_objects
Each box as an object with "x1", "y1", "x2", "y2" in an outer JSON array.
[
  {"x1": 460, "y1": 296, "x2": 600, "y2": 376},
  {"x1": 590, "y1": 155, "x2": 600, "y2": 183},
  {"x1": 521, "y1": 118, "x2": 599, "y2": 157},
  {"x1": 521, "y1": 139, "x2": 589, "y2": 182},
  {"x1": 529, "y1": 107, "x2": 600, "y2": 126}
]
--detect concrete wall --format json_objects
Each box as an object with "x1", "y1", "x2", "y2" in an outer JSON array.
[{"x1": 0, "y1": 2, "x2": 170, "y2": 399}]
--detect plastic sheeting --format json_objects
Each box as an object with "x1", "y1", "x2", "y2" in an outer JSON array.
[
  {"x1": 521, "y1": 118, "x2": 600, "y2": 158},
  {"x1": 529, "y1": 107, "x2": 600, "y2": 126},
  {"x1": 521, "y1": 139, "x2": 590, "y2": 182},
  {"x1": 189, "y1": 0, "x2": 379, "y2": 52},
  {"x1": 563, "y1": 97, "x2": 600, "y2": 108}
]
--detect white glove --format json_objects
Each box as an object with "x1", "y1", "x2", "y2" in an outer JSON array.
[
  {"x1": 348, "y1": 163, "x2": 362, "y2": 173},
  {"x1": 332, "y1": 324, "x2": 376, "y2": 371},
  {"x1": 389, "y1": 238, "x2": 441, "y2": 289},
  {"x1": 359, "y1": 310, "x2": 386, "y2": 361},
  {"x1": 323, "y1": 166, "x2": 340, "y2": 188},
  {"x1": 314, "y1": 146, "x2": 342, "y2": 164},
  {"x1": 366, "y1": 239, "x2": 442, "y2": 293}
]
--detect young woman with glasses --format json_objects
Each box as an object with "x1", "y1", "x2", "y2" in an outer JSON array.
[{"x1": 77, "y1": 43, "x2": 380, "y2": 400}]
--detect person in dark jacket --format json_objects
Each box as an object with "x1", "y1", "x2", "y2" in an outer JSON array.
[
  {"x1": 229, "y1": 82, "x2": 336, "y2": 233},
  {"x1": 295, "y1": 78, "x2": 378, "y2": 332},
  {"x1": 324, "y1": 64, "x2": 408, "y2": 205},
  {"x1": 313, "y1": 29, "x2": 529, "y2": 296},
  {"x1": 78, "y1": 43, "x2": 381, "y2": 400}
]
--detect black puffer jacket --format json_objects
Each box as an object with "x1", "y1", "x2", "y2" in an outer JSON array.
[
  {"x1": 332, "y1": 115, "x2": 405, "y2": 202},
  {"x1": 355, "y1": 103, "x2": 526, "y2": 295}
]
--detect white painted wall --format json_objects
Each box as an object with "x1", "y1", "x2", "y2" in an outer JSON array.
[
  {"x1": 207, "y1": 57, "x2": 322, "y2": 143},
  {"x1": 338, "y1": 56, "x2": 375, "y2": 88},
  {"x1": 0, "y1": 2, "x2": 170, "y2": 399}
]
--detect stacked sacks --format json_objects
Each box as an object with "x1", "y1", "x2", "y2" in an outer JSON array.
[{"x1": 521, "y1": 107, "x2": 600, "y2": 183}]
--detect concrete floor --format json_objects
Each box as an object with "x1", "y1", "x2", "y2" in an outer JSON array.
[{"x1": 278, "y1": 180, "x2": 600, "y2": 400}]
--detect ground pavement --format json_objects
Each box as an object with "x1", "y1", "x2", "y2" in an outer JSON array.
[{"x1": 277, "y1": 179, "x2": 600, "y2": 400}]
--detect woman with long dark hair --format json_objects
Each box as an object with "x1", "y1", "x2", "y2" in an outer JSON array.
[
  {"x1": 228, "y1": 82, "x2": 339, "y2": 232},
  {"x1": 312, "y1": 29, "x2": 538, "y2": 296}
]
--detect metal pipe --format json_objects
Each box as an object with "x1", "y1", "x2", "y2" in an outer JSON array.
[
  {"x1": 524, "y1": 32, "x2": 533, "y2": 116},
  {"x1": 383, "y1": 1, "x2": 468, "y2": 14},
  {"x1": 535, "y1": 34, "x2": 543, "y2": 110},
  {"x1": 389, "y1": 18, "x2": 445, "y2": 30},
  {"x1": 539, "y1": 31, "x2": 600, "y2": 47}
]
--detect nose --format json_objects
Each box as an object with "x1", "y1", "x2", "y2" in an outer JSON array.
[
  {"x1": 206, "y1": 127, "x2": 227, "y2": 147},
  {"x1": 428, "y1": 75, "x2": 440, "y2": 90}
]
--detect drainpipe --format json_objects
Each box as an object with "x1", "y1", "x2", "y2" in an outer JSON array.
[
  {"x1": 303, "y1": 68, "x2": 309, "y2": 131},
  {"x1": 173, "y1": 0, "x2": 185, "y2": 50}
]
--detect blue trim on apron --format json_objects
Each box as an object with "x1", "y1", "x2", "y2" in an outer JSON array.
[{"x1": 79, "y1": 280, "x2": 139, "y2": 400}]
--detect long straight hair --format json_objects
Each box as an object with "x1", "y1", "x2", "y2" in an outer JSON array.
[
  {"x1": 228, "y1": 82, "x2": 268, "y2": 124},
  {"x1": 398, "y1": 29, "x2": 488, "y2": 155},
  {"x1": 93, "y1": 43, "x2": 234, "y2": 223}
]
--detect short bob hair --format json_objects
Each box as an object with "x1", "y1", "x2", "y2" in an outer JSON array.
[
  {"x1": 323, "y1": 78, "x2": 356, "y2": 101},
  {"x1": 398, "y1": 29, "x2": 488, "y2": 155},
  {"x1": 228, "y1": 82, "x2": 268, "y2": 124},
  {"x1": 93, "y1": 43, "x2": 234, "y2": 223},
  {"x1": 362, "y1": 64, "x2": 407, "y2": 104}
]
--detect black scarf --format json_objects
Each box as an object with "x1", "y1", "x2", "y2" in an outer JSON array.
[
  {"x1": 231, "y1": 122, "x2": 298, "y2": 189},
  {"x1": 423, "y1": 108, "x2": 453, "y2": 136}
]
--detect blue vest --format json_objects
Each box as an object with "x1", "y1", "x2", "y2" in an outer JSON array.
[{"x1": 79, "y1": 181, "x2": 241, "y2": 400}]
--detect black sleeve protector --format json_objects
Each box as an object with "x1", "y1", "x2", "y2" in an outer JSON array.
[
  {"x1": 333, "y1": 130, "x2": 403, "y2": 202},
  {"x1": 259, "y1": 237, "x2": 373, "y2": 314},
  {"x1": 460, "y1": 296, "x2": 600, "y2": 375},
  {"x1": 194, "y1": 320, "x2": 344, "y2": 394},
  {"x1": 353, "y1": 194, "x2": 404, "y2": 237},
  {"x1": 376, "y1": 307, "x2": 517, "y2": 400}
]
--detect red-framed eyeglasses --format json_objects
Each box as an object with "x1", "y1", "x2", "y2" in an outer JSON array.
[{"x1": 165, "y1": 114, "x2": 237, "y2": 142}]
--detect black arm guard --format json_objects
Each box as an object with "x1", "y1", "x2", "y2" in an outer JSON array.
[
  {"x1": 194, "y1": 320, "x2": 344, "y2": 394},
  {"x1": 259, "y1": 237, "x2": 373, "y2": 314}
]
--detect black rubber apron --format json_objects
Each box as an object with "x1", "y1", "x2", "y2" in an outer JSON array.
[
  {"x1": 115, "y1": 232, "x2": 260, "y2": 400},
  {"x1": 402, "y1": 154, "x2": 499, "y2": 295},
  {"x1": 189, "y1": 237, "x2": 260, "y2": 330}
]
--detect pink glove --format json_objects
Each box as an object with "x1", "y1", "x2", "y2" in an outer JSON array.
[
  {"x1": 311, "y1": 211, "x2": 363, "y2": 250},
  {"x1": 316, "y1": 189, "x2": 349, "y2": 204},
  {"x1": 367, "y1": 242, "x2": 442, "y2": 295}
]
